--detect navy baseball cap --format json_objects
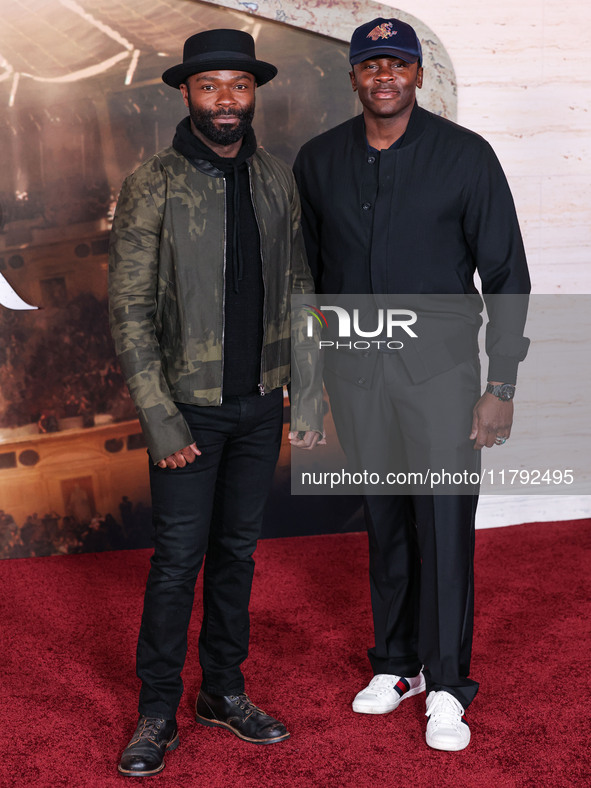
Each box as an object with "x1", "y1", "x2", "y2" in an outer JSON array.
[{"x1": 349, "y1": 18, "x2": 422, "y2": 66}]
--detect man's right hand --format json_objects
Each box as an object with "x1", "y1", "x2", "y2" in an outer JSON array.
[
  {"x1": 288, "y1": 430, "x2": 326, "y2": 450},
  {"x1": 157, "y1": 443, "x2": 201, "y2": 469}
]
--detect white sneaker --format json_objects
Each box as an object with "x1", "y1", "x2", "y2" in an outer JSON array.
[
  {"x1": 352, "y1": 671, "x2": 426, "y2": 714},
  {"x1": 425, "y1": 690, "x2": 471, "y2": 751}
]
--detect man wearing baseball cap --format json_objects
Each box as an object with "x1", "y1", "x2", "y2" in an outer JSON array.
[
  {"x1": 110, "y1": 29, "x2": 322, "y2": 776},
  {"x1": 294, "y1": 18, "x2": 530, "y2": 751}
]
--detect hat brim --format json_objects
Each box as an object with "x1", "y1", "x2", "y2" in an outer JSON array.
[
  {"x1": 162, "y1": 54, "x2": 278, "y2": 88},
  {"x1": 350, "y1": 47, "x2": 420, "y2": 66}
]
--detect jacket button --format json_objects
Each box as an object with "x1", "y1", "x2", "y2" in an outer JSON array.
[
  {"x1": 357, "y1": 377, "x2": 366, "y2": 385},
  {"x1": 367, "y1": 156, "x2": 376, "y2": 164},
  {"x1": 362, "y1": 202, "x2": 372, "y2": 211}
]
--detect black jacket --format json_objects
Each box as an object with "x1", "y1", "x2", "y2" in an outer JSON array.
[{"x1": 293, "y1": 103, "x2": 531, "y2": 383}]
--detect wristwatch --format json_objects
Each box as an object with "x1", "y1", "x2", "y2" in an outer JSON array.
[{"x1": 486, "y1": 383, "x2": 515, "y2": 401}]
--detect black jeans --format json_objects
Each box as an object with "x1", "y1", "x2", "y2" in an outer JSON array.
[{"x1": 136, "y1": 388, "x2": 283, "y2": 720}]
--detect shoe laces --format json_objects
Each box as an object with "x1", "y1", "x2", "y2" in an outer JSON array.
[
  {"x1": 135, "y1": 716, "x2": 166, "y2": 743},
  {"x1": 229, "y1": 693, "x2": 265, "y2": 714},
  {"x1": 366, "y1": 674, "x2": 402, "y2": 695},
  {"x1": 425, "y1": 692, "x2": 465, "y2": 729}
]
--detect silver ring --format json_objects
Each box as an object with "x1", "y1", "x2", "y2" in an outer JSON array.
[{"x1": 495, "y1": 436, "x2": 507, "y2": 445}]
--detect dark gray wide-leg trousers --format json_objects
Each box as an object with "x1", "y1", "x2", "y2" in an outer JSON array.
[{"x1": 325, "y1": 353, "x2": 481, "y2": 709}]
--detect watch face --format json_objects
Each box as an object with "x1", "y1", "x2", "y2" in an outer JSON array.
[{"x1": 499, "y1": 384, "x2": 515, "y2": 401}]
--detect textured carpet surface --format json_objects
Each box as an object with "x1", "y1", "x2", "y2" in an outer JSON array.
[{"x1": 1, "y1": 519, "x2": 589, "y2": 787}]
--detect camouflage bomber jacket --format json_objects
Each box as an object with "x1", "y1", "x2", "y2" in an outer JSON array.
[{"x1": 109, "y1": 145, "x2": 323, "y2": 463}]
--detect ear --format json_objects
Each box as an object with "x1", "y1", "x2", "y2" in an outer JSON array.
[
  {"x1": 179, "y1": 83, "x2": 189, "y2": 107},
  {"x1": 416, "y1": 66, "x2": 424, "y2": 89},
  {"x1": 349, "y1": 69, "x2": 357, "y2": 92}
]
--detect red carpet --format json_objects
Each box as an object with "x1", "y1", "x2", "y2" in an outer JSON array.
[{"x1": 1, "y1": 520, "x2": 589, "y2": 787}]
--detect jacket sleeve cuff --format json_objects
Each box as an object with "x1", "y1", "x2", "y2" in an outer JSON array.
[
  {"x1": 137, "y1": 403, "x2": 194, "y2": 464},
  {"x1": 289, "y1": 408, "x2": 324, "y2": 436}
]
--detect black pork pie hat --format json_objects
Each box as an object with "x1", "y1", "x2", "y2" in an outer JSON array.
[{"x1": 162, "y1": 29, "x2": 278, "y2": 88}]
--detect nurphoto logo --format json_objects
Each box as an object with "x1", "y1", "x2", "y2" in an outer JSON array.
[{"x1": 303, "y1": 304, "x2": 418, "y2": 351}]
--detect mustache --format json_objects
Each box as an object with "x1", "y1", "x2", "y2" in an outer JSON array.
[{"x1": 212, "y1": 108, "x2": 243, "y2": 117}]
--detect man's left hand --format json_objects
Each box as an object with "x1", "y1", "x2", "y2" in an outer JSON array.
[
  {"x1": 288, "y1": 431, "x2": 326, "y2": 450},
  {"x1": 470, "y1": 393, "x2": 513, "y2": 450}
]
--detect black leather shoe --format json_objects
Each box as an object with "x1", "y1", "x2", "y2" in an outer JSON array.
[
  {"x1": 196, "y1": 689, "x2": 290, "y2": 744},
  {"x1": 118, "y1": 716, "x2": 179, "y2": 777}
]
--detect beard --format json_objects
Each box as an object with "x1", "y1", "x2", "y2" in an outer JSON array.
[{"x1": 188, "y1": 99, "x2": 255, "y2": 147}]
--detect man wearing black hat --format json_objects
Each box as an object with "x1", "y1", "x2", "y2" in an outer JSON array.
[
  {"x1": 110, "y1": 29, "x2": 322, "y2": 776},
  {"x1": 294, "y1": 18, "x2": 530, "y2": 751}
]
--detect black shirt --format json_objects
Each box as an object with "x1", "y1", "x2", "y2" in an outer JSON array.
[{"x1": 293, "y1": 102, "x2": 531, "y2": 383}]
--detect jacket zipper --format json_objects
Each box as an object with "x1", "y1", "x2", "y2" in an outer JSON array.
[
  {"x1": 248, "y1": 163, "x2": 267, "y2": 396},
  {"x1": 220, "y1": 177, "x2": 227, "y2": 405}
]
